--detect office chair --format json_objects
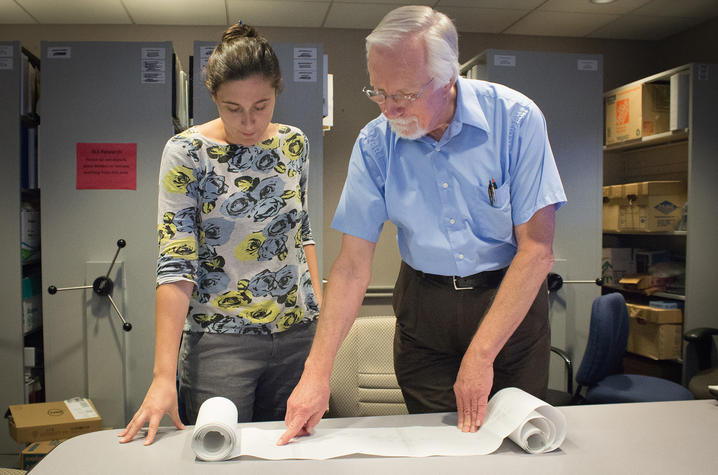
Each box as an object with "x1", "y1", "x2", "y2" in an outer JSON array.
[
  {"x1": 573, "y1": 292, "x2": 694, "y2": 403},
  {"x1": 683, "y1": 327, "x2": 718, "y2": 399},
  {"x1": 328, "y1": 315, "x2": 408, "y2": 417}
]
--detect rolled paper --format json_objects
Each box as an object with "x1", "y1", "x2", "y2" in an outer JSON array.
[
  {"x1": 191, "y1": 397, "x2": 238, "y2": 461},
  {"x1": 190, "y1": 387, "x2": 567, "y2": 461}
]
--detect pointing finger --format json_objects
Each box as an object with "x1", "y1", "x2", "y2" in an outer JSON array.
[{"x1": 277, "y1": 415, "x2": 306, "y2": 446}]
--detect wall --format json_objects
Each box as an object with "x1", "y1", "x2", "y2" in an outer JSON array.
[{"x1": 657, "y1": 17, "x2": 718, "y2": 71}]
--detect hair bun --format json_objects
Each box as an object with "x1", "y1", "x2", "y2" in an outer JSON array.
[{"x1": 221, "y1": 23, "x2": 258, "y2": 44}]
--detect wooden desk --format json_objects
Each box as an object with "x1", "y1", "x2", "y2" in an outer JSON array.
[{"x1": 32, "y1": 399, "x2": 718, "y2": 474}]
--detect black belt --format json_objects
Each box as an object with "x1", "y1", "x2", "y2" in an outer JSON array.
[{"x1": 410, "y1": 265, "x2": 506, "y2": 291}]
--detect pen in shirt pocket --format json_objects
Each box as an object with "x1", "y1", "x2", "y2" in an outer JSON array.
[{"x1": 488, "y1": 178, "x2": 497, "y2": 206}]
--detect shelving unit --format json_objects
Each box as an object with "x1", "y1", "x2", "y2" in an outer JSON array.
[
  {"x1": 602, "y1": 63, "x2": 718, "y2": 382},
  {"x1": 0, "y1": 41, "x2": 42, "y2": 454}
]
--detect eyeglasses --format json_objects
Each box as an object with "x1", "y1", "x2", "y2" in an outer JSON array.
[{"x1": 362, "y1": 78, "x2": 434, "y2": 106}]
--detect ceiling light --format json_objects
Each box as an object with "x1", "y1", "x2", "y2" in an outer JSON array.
[{"x1": 590, "y1": 0, "x2": 617, "y2": 4}]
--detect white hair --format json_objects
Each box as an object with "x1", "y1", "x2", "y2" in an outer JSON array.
[{"x1": 365, "y1": 6, "x2": 459, "y2": 86}]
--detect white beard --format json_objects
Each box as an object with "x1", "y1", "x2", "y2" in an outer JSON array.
[{"x1": 387, "y1": 116, "x2": 427, "y2": 140}]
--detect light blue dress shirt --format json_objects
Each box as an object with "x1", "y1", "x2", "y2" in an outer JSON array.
[{"x1": 332, "y1": 77, "x2": 567, "y2": 277}]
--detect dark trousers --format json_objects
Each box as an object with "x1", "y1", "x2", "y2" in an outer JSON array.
[
  {"x1": 392, "y1": 262, "x2": 550, "y2": 413},
  {"x1": 178, "y1": 319, "x2": 317, "y2": 424}
]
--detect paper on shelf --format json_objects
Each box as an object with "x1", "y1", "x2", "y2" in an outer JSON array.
[{"x1": 191, "y1": 387, "x2": 566, "y2": 461}]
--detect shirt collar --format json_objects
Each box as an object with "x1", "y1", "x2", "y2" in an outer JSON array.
[{"x1": 454, "y1": 76, "x2": 490, "y2": 134}]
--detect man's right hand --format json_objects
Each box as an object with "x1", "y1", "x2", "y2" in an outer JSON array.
[
  {"x1": 276, "y1": 373, "x2": 330, "y2": 446},
  {"x1": 117, "y1": 377, "x2": 185, "y2": 445}
]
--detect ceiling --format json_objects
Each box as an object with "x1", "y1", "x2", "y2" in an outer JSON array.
[{"x1": 1, "y1": 0, "x2": 717, "y2": 41}]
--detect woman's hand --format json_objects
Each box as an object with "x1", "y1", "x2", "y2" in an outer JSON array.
[{"x1": 117, "y1": 377, "x2": 185, "y2": 445}]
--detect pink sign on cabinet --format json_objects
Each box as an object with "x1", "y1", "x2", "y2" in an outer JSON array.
[{"x1": 76, "y1": 143, "x2": 137, "y2": 190}]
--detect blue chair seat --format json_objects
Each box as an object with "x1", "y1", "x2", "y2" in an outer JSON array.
[{"x1": 587, "y1": 373, "x2": 694, "y2": 404}]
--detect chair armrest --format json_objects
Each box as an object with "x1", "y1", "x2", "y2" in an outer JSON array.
[
  {"x1": 684, "y1": 327, "x2": 718, "y2": 343},
  {"x1": 550, "y1": 346, "x2": 574, "y2": 394},
  {"x1": 684, "y1": 327, "x2": 718, "y2": 371}
]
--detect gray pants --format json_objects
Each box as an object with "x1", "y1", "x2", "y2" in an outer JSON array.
[
  {"x1": 393, "y1": 262, "x2": 550, "y2": 413},
  {"x1": 178, "y1": 319, "x2": 317, "y2": 424}
]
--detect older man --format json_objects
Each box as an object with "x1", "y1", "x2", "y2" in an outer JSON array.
[{"x1": 278, "y1": 5, "x2": 566, "y2": 444}]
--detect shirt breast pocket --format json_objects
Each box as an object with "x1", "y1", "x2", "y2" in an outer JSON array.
[{"x1": 476, "y1": 181, "x2": 513, "y2": 242}]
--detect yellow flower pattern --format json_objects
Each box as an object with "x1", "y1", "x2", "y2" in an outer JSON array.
[
  {"x1": 161, "y1": 236, "x2": 198, "y2": 260},
  {"x1": 234, "y1": 232, "x2": 266, "y2": 261},
  {"x1": 239, "y1": 300, "x2": 281, "y2": 324},
  {"x1": 212, "y1": 290, "x2": 253, "y2": 310},
  {"x1": 158, "y1": 220, "x2": 177, "y2": 246},
  {"x1": 259, "y1": 136, "x2": 280, "y2": 150},
  {"x1": 277, "y1": 307, "x2": 304, "y2": 332},
  {"x1": 282, "y1": 133, "x2": 305, "y2": 161},
  {"x1": 163, "y1": 165, "x2": 196, "y2": 193}
]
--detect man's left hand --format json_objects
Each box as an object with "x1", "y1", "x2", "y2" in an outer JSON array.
[{"x1": 453, "y1": 353, "x2": 493, "y2": 432}]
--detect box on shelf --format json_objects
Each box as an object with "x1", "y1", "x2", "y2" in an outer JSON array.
[
  {"x1": 649, "y1": 300, "x2": 680, "y2": 309},
  {"x1": 605, "y1": 82, "x2": 670, "y2": 145},
  {"x1": 22, "y1": 274, "x2": 42, "y2": 335},
  {"x1": 627, "y1": 318, "x2": 682, "y2": 360},
  {"x1": 6, "y1": 398, "x2": 102, "y2": 443},
  {"x1": 626, "y1": 302, "x2": 683, "y2": 360},
  {"x1": 21, "y1": 439, "x2": 65, "y2": 471},
  {"x1": 626, "y1": 302, "x2": 683, "y2": 324},
  {"x1": 602, "y1": 185, "x2": 622, "y2": 232},
  {"x1": 21, "y1": 201, "x2": 40, "y2": 263},
  {"x1": 618, "y1": 274, "x2": 653, "y2": 291},
  {"x1": 601, "y1": 248, "x2": 634, "y2": 285},
  {"x1": 620, "y1": 181, "x2": 686, "y2": 232}
]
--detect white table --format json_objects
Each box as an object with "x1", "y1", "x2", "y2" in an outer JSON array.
[{"x1": 31, "y1": 399, "x2": 718, "y2": 474}]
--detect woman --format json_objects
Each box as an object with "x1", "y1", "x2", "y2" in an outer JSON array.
[{"x1": 119, "y1": 23, "x2": 322, "y2": 445}]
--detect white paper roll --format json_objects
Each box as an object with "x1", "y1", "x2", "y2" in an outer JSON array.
[
  {"x1": 189, "y1": 387, "x2": 567, "y2": 461},
  {"x1": 191, "y1": 397, "x2": 239, "y2": 461},
  {"x1": 509, "y1": 412, "x2": 556, "y2": 454}
]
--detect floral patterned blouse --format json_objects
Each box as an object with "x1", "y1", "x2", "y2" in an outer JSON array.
[{"x1": 156, "y1": 125, "x2": 319, "y2": 334}]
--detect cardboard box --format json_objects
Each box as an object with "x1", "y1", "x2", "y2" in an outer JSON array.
[
  {"x1": 602, "y1": 184, "x2": 622, "y2": 232},
  {"x1": 627, "y1": 318, "x2": 682, "y2": 360},
  {"x1": 619, "y1": 274, "x2": 653, "y2": 290},
  {"x1": 620, "y1": 181, "x2": 686, "y2": 232},
  {"x1": 606, "y1": 82, "x2": 670, "y2": 145},
  {"x1": 21, "y1": 439, "x2": 65, "y2": 471},
  {"x1": 626, "y1": 302, "x2": 683, "y2": 324},
  {"x1": 6, "y1": 398, "x2": 102, "y2": 443},
  {"x1": 602, "y1": 181, "x2": 686, "y2": 232},
  {"x1": 649, "y1": 300, "x2": 680, "y2": 309},
  {"x1": 601, "y1": 248, "x2": 634, "y2": 285}
]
